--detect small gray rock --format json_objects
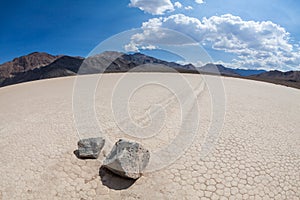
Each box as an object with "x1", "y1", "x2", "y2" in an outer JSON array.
[
  {"x1": 77, "y1": 137, "x2": 105, "y2": 159},
  {"x1": 103, "y1": 139, "x2": 150, "y2": 179}
]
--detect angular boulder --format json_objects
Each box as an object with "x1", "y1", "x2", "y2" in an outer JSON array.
[
  {"x1": 77, "y1": 137, "x2": 105, "y2": 159},
  {"x1": 103, "y1": 139, "x2": 150, "y2": 179}
]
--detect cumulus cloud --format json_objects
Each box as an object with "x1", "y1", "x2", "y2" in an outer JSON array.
[
  {"x1": 174, "y1": 1, "x2": 182, "y2": 8},
  {"x1": 124, "y1": 42, "x2": 139, "y2": 52},
  {"x1": 195, "y1": 0, "x2": 204, "y2": 4},
  {"x1": 129, "y1": 0, "x2": 174, "y2": 15},
  {"x1": 184, "y1": 6, "x2": 193, "y2": 10},
  {"x1": 125, "y1": 14, "x2": 300, "y2": 70},
  {"x1": 124, "y1": 42, "x2": 157, "y2": 52}
]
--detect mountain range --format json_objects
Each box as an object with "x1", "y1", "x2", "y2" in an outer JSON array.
[
  {"x1": 198, "y1": 63, "x2": 267, "y2": 76},
  {"x1": 0, "y1": 52, "x2": 299, "y2": 89}
]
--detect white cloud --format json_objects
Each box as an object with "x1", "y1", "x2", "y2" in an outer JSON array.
[
  {"x1": 124, "y1": 42, "x2": 139, "y2": 52},
  {"x1": 195, "y1": 0, "x2": 204, "y2": 4},
  {"x1": 129, "y1": 0, "x2": 174, "y2": 15},
  {"x1": 125, "y1": 14, "x2": 300, "y2": 70},
  {"x1": 184, "y1": 6, "x2": 193, "y2": 10},
  {"x1": 124, "y1": 42, "x2": 157, "y2": 52},
  {"x1": 174, "y1": 1, "x2": 182, "y2": 8},
  {"x1": 140, "y1": 44, "x2": 157, "y2": 50}
]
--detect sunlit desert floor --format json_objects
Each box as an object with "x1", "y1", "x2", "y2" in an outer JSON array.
[{"x1": 0, "y1": 73, "x2": 299, "y2": 199}]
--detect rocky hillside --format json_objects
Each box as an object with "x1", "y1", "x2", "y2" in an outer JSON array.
[
  {"x1": 0, "y1": 52, "x2": 61, "y2": 78},
  {"x1": 0, "y1": 56, "x2": 84, "y2": 87}
]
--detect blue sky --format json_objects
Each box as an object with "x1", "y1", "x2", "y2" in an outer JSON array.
[{"x1": 1, "y1": 0, "x2": 299, "y2": 70}]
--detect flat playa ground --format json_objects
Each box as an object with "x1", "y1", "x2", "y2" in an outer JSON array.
[{"x1": 0, "y1": 73, "x2": 299, "y2": 199}]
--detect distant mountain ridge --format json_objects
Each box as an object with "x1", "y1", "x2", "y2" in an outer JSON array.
[
  {"x1": 0, "y1": 51, "x2": 198, "y2": 87},
  {"x1": 199, "y1": 64, "x2": 239, "y2": 76},
  {"x1": 108, "y1": 52, "x2": 196, "y2": 71},
  {"x1": 249, "y1": 70, "x2": 300, "y2": 89},
  {"x1": 0, "y1": 51, "x2": 299, "y2": 89},
  {"x1": 198, "y1": 63, "x2": 266, "y2": 76},
  {"x1": 233, "y1": 68, "x2": 266, "y2": 76}
]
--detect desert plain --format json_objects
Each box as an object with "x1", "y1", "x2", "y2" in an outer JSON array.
[{"x1": 0, "y1": 73, "x2": 299, "y2": 199}]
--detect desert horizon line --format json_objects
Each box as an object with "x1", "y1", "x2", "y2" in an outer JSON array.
[{"x1": 1, "y1": 50, "x2": 297, "y2": 73}]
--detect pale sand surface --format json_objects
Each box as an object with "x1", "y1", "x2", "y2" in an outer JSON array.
[{"x1": 0, "y1": 73, "x2": 299, "y2": 199}]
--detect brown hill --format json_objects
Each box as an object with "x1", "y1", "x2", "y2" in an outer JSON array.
[
  {"x1": 0, "y1": 56, "x2": 84, "y2": 87},
  {"x1": 0, "y1": 52, "x2": 61, "y2": 79}
]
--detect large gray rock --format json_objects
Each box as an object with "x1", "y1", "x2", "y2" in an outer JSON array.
[
  {"x1": 77, "y1": 137, "x2": 105, "y2": 159},
  {"x1": 103, "y1": 139, "x2": 150, "y2": 179}
]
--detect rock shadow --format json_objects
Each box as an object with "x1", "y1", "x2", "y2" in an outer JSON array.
[
  {"x1": 73, "y1": 150, "x2": 80, "y2": 158},
  {"x1": 73, "y1": 150, "x2": 96, "y2": 160},
  {"x1": 99, "y1": 166, "x2": 136, "y2": 190}
]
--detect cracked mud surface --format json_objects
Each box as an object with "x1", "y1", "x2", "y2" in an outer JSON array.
[{"x1": 0, "y1": 73, "x2": 299, "y2": 199}]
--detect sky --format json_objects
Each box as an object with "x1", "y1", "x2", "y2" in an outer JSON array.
[{"x1": 1, "y1": 0, "x2": 300, "y2": 71}]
